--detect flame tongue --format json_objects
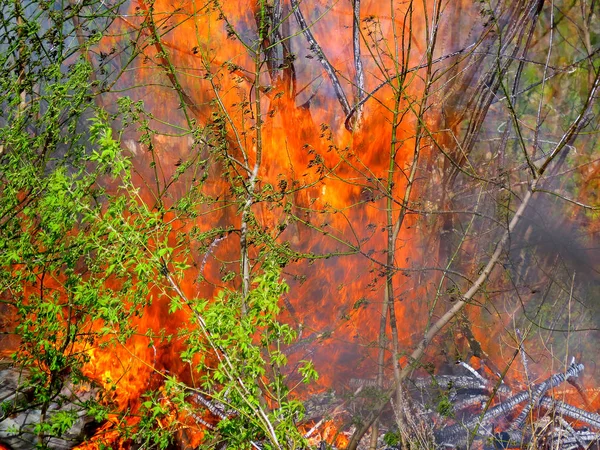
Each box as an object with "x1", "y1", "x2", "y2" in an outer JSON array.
[{"x1": 301, "y1": 420, "x2": 350, "y2": 449}]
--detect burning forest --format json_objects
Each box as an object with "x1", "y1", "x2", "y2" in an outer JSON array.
[{"x1": 1, "y1": 0, "x2": 599, "y2": 449}]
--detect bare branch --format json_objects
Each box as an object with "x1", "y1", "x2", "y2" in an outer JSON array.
[{"x1": 290, "y1": 0, "x2": 351, "y2": 116}]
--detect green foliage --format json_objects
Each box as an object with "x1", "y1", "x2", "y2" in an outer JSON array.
[
  {"x1": 383, "y1": 431, "x2": 400, "y2": 446},
  {"x1": 179, "y1": 261, "x2": 316, "y2": 449},
  {"x1": 0, "y1": 95, "x2": 157, "y2": 443},
  {"x1": 435, "y1": 393, "x2": 454, "y2": 419},
  {"x1": 133, "y1": 391, "x2": 175, "y2": 450},
  {"x1": 33, "y1": 409, "x2": 79, "y2": 439},
  {"x1": 0, "y1": 3, "x2": 165, "y2": 439},
  {"x1": 0, "y1": 3, "x2": 318, "y2": 449}
]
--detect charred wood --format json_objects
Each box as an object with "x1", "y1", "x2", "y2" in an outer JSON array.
[
  {"x1": 435, "y1": 390, "x2": 531, "y2": 446},
  {"x1": 451, "y1": 394, "x2": 489, "y2": 412},
  {"x1": 434, "y1": 362, "x2": 585, "y2": 447},
  {"x1": 189, "y1": 392, "x2": 229, "y2": 420},
  {"x1": 539, "y1": 396, "x2": 600, "y2": 429},
  {"x1": 411, "y1": 374, "x2": 512, "y2": 398},
  {"x1": 413, "y1": 375, "x2": 488, "y2": 391},
  {"x1": 511, "y1": 362, "x2": 584, "y2": 429}
]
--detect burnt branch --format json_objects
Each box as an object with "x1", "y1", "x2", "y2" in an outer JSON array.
[
  {"x1": 352, "y1": 0, "x2": 364, "y2": 123},
  {"x1": 540, "y1": 396, "x2": 600, "y2": 429},
  {"x1": 511, "y1": 362, "x2": 585, "y2": 429},
  {"x1": 290, "y1": 0, "x2": 351, "y2": 116},
  {"x1": 343, "y1": 44, "x2": 476, "y2": 131}
]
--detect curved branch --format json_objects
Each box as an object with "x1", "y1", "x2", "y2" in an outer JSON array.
[{"x1": 290, "y1": 0, "x2": 351, "y2": 116}]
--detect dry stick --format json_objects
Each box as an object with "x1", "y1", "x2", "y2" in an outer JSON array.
[
  {"x1": 273, "y1": 0, "x2": 283, "y2": 43},
  {"x1": 532, "y1": 0, "x2": 554, "y2": 159},
  {"x1": 68, "y1": 0, "x2": 104, "y2": 109},
  {"x1": 383, "y1": 3, "x2": 436, "y2": 439},
  {"x1": 240, "y1": 8, "x2": 267, "y2": 310},
  {"x1": 567, "y1": 377, "x2": 594, "y2": 411},
  {"x1": 343, "y1": 43, "x2": 476, "y2": 131},
  {"x1": 373, "y1": 23, "x2": 421, "y2": 441},
  {"x1": 516, "y1": 328, "x2": 531, "y2": 386},
  {"x1": 370, "y1": 4, "x2": 417, "y2": 441},
  {"x1": 14, "y1": 0, "x2": 27, "y2": 117},
  {"x1": 371, "y1": 86, "x2": 406, "y2": 450},
  {"x1": 487, "y1": 0, "x2": 544, "y2": 179},
  {"x1": 372, "y1": 286, "x2": 387, "y2": 449},
  {"x1": 290, "y1": 0, "x2": 351, "y2": 116},
  {"x1": 259, "y1": 0, "x2": 282, "y2": 81},
  {"x1": 446, "y1": 0, "x2": 538, "y2": 167},
  {"x1": 352, "y1": 0, "x2": 365, "y2": 123},
  {"x1": 139, "y1": 1, "x2": 200, "y2": 125}
]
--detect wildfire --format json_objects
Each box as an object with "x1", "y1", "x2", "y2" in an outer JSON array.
[
  {"x1": 72, "y1": 0, "x2": 429, "y2": 420},
  {"x1": 2, "y1": 0, "x2": 599, "y2": 449},
  {"x1": 73, "y1": 418, "x2": 131, "y2": 450}
]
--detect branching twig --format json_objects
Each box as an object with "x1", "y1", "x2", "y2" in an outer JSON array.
[{"x1": 290, "y1": 0, "x2": 351, "y2": 116}]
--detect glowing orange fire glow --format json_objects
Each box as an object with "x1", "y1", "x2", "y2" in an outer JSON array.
[
  {"x1": 301, "y1": 420, "x2": 350, "y2": 449},
  {"x1": 79, "y1": 0, "x2": 437, "y2": 409},
  {"x1": 73, "y1": 418, "x2": 132, "y2": 450},
  {"x1": 71, "y1": 0, "x2": 600, "y2": 443}
]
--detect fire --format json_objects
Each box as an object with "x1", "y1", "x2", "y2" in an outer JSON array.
[
  {"x1": 83, "y1": 0, "x2": 432, "y2": 404},
  {"x1": 301, "y1": 420, "x2": 350, "y2": 449},
  {"x1": 73, "y1": 419, "x2": 131, "y2": 450}
]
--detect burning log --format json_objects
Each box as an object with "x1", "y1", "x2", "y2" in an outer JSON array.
[
  {"x1": 426, "y1": 361, "x2": 593, "y2": 448},
  {"x1": 539, "y1": 396, "x2": 600, "y2": 429},
  {"x1": 510, "y1": 361, "x2": 584, "y2": 430}
]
